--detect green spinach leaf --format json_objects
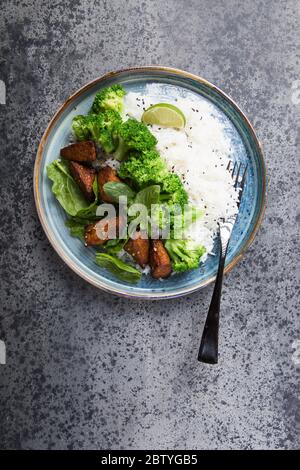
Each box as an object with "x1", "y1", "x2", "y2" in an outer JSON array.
[
  {"x1": 102, "y1": 181, "x2": 135, "y2": 203},
  {"x1": 64, "y1": 218, "x2": 88, "y2": 239},
  {"x1": 104, "y1": 238, "x2": 128, "y2": 255},
  {"x1": 95, "y1": 253, "x2": 141, "y2": 283},
  {"x1": 134, "y1": 185, "x2": 160, "y2": 209}
]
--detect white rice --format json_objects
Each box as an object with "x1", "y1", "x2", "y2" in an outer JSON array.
[
  {"x1": 123, "y1": 90, "x2": 239, "y2": 261},
  {"x1": 105, "y1": 157, "x2": 120, "y2": 170}
]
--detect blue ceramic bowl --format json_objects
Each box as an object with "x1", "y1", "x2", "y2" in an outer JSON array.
[{"x1": 34, "y1": 67, "x2": 266, "y2": 299}]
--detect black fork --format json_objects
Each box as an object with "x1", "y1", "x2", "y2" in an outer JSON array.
[{"x1": 197, "y1": 161, "x2": 248, "y2": 364}]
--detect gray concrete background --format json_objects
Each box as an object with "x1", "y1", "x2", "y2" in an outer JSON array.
[{"x1": 0, "y1": 0, "x2": 299, "y2": 450}]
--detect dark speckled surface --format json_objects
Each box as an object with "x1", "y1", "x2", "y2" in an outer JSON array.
[{"x1": 0, "y1": 0, "x2": 299, "y2": 450}]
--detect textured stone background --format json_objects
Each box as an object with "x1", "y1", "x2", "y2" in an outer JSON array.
[{"x1": 0, "y1": 0, "x2": 299, "y2": 450}]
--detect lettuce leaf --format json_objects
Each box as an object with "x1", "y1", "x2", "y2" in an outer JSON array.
[
  {"x1": 47, "y1": 159, "x2": 92, "y2": 216},
  {"x1": 47, "y1": 159, "x2": 100, "y2": 239},
  {"x1": 64, "y1": 218, "x2": 88, "y2": 239}
]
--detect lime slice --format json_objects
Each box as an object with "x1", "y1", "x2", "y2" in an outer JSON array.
[{"x1": 142, "y1": 103, "x2": 186, "y2": 128}]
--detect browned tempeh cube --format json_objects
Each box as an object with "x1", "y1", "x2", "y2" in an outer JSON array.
[
  {"x1": 60, "y1": 141, "x2": 97, "y2": 162},
  {"x1": 149, "y1": 240, "x2": 172, "y2": 279},
  {"x1": 124, "y1": 232, "x2": 150, "y2": 267},
  {"x1": 69, "y1": 161, "x2": 96, "y2": 202},
  {"x1": 84, "y1": 217, "x2": 124, "y2": 246}
]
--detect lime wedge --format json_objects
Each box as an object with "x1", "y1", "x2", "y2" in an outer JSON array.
[{"x1": 142, "y1": 103, "x2": 186, "y2": 128}]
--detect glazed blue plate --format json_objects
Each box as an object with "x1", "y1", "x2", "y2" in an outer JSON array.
[{"x1": 34, "y1": 67, "x2": 266, "y2": 299}]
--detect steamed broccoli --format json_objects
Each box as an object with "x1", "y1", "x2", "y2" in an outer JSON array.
[
  {"x1": 162, "y1": 173, "x2": 188, "y2": 206},
  {"x1": 170, "y1": 204, "x2": 203, "y2": 230},
  {"x1": 72, "y1": 110, "x2": 122, "y2": 153},
  {"x1": 151, "y1": 203, "x2": 203, "y2": 239},
  {"x1": 118, "y1": 150, "x2": 167, "y2": 186},
  {"x1": 72, "y1": 115, "x2": 90, "y2": 141},
  {"x1": 164, "y1": 239, "x2": 206, "y2": 272},
  {"x1": 91, "y1": 84, "x2": 126, "y2": 114},
  {"x1": 114, "y1": 119, "x2": 157, "y2": 160},
  {"x1": 118, "y1": 148, "x2": 188, "y2": 207}
]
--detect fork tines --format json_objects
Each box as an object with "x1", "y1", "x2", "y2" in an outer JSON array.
[
  {"x1": 227, "y1": 160, "x2": 248, "y2": 186},
  {"x1": 227, "y1": 160, "x2": 248, "y2": 205}
]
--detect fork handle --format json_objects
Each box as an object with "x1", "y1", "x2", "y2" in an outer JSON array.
[{"x1": 198, "y1": 236, "x2": 229, "y2": 364}]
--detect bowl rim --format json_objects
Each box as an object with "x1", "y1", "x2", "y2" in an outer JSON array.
[{"x1": 33, "y1": 66, "x2": 267, "y2": 299}]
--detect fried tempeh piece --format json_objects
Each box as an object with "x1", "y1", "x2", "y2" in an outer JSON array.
[
  {"x1": 149, "y1": 240, "x2": 172, "y2": 279},
  {"x1": 84, "y1": 217, "x2": 123, "y2": 246},
  {"x1": 60, "y1": 141, "x2": 97, "y2": 162},
  {"x1": 124, "y1": 232, "x2": 150, "y2": 267},
  {"x1": 69, "y1": 161, "x2": 96, "y2": 202},
  {"x1": 98, "y1": 166, "x2": 121, "y2": 203}
]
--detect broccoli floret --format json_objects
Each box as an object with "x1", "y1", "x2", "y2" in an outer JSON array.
[
  {"x1": 164, "y1": 239, "x2": 206, "y2": 272},
  {"x1": 118, "y1": 150, "x2": 188, "y2": 206},
  {"x1": 91, "y1": 84, "x2": 126, "y2": 114},
  {"x1": 118, "y1": 150, "x2": 167, "y2": 186},
  {"x1": 169, "y1": 204, "x2": 204, "y2": 238},
  {"x1": 171, "y1": 203, "x2": 203, "y2": 229},
  {"x1": 114, "y1": 119, "x2": 157, "y2": 160},
  {"x1": 91, "y1": 110, "x2": 122, "y2": 153},
  {"x1": 151, "y1": 203, "x2": 203, "y2": 239},
  {"x1": 162, "y1": 173, "x2": 188, "y2": 206},
  {"x1": 72, "y1": 110, "x2": 122, "y2": 153},
  {"x1": 72, "y1": 115, "x2": 90, "y2": 141}
]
